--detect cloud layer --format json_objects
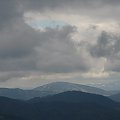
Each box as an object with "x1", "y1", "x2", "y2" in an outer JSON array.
[{"x1": 0, "y1": 0, "x2": 120, "y2": 89}]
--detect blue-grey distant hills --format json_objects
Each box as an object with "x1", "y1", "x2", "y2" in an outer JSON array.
[
  {"x1": 109, "y1": 92, "x2": 120, "y2": 102},
  {"x1": 33, "y1": 82, "x2": 109, "y2": 95},
  {"x1": 0, "y1": 88, "x2": 52, "y2": 100},
  {"x1": 0, "y1": 82, "x2": 113, "y2": 100}
]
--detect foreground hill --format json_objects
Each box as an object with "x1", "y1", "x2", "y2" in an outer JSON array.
[
  {"x1": 0, "y1": 91, "x2": 120, "y2": 120},
  {"x1": 0, "y1": 96, "x2": 37, "y2": 120},
  {"x1": 0, "y1": 113, "x2": 24, "y2": 120},
  {"x1": 29, "y1": 91, "x2": 120, "y2": 120},
  {"x1": 29, "y1": 91, "x2": 117, "y2": 105}
]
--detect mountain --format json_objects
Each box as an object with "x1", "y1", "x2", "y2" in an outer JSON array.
[
  {"x1": 34, "y1": 82, "x2": 109, "y2": 95},
  {"x1": 0, "y1": 96, "x2": 37, "y2": 120},
  {"x1": 28, "y1": 91, "x2": 120, "y2": 120},
  {"x1": 0, "y1": 88, "x2": 56, "y2": 100},
  {"x1": 0, "y1": 113, "x2": 24, "y2": 120},
  {"x1": 0, "y1": 91, "x2": 120, "y2": 120},
  {"x1": 0, "y1": 82, "x2": 113, "y2": 100},
  {"x1": 29, "y1": 91, "x2": 116, "y2": 105},
  {"x1": 109, "y1": 93, "x2": 120, "y2": 102}
]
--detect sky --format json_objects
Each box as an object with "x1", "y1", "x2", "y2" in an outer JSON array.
[{"x1": 0, "y1": 0, "x2": 120, "y2": 90}]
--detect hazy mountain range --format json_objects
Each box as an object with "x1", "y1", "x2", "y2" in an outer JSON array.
[
  {"x1": 109, "y1": 93, "x2": 120, "y2": 102},
  {"x1": 0, "y1": 82, "x2": 113, "y2": 100},
  {"x1": 0, "y1": 82, "x2": 120, "y2": 120}
]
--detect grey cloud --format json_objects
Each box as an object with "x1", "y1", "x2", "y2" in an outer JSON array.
[
  {"x1": 35, "y1": 27, "x2": 90, "y2": 73},
  {"x1": 0, "y1": 0, "x2": 116, "y2": 74},
  {"x1": 0, "y1": 0, "x2": 21, "y2": 30},
  {"x1": 24, "y1": 0, "x2": 120, "y2": 21},
  {"x1": 1, "y1": 0, "x2": 120, "y2": 26},
  {"x1": 0, "y1": 20, "x2": 41, "y2": 59},
  {"x1": 90, "y1": 31, "x2": 114, "y2": 57},
  {"x1": 90, "y1": 31, "x2": 120, "y2": 58},
  {"x1": 0, "y1": 55, "x2": 37, "y2": 71},
  {"x1": 1, "y1": 0, "x2": 120, "y2": 83},
  {"x1": 0, "y1": 71, "x2": 27, "y2": 82},
  {"x1": 105, "y1": 0, "x2": 120, "y2": 5},
  {"x1": 0, "y1": 18, "x2": 90, "y2": 73},
  {"x1": 21, "y1": 0, "x2": 120, "y2": 16},
  {"x1": 21, "y1": 0, "x2": 110, "y2": 10},
  {"x1": 90, "y1": 31, "x2": 120, "y2": 72}
]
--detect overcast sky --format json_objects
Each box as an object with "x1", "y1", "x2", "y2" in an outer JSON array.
[{"x1": 0, "y1": 0, "x2": 120, "y2": 90}]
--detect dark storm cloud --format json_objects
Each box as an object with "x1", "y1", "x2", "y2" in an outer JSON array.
[
  {"x1": 0, "y1": 0, "x2": 120, "y2": 30},
  {"x1": 20, "y1": 0, "x2": 111, "y2": 10},
  {"x1": 0, "y1": 72, "x2": 27, "y2": 82},
  {"x1": 0, "y1": 0, "x2": 21, "y2": 30},
  {"x1": 20, "y1": 0, "x2": 120, "y2": 21},
  {"x1": 31, "y1": 26, "x2": 90, "y2": 72},
  {"x1": 21, "y1": 0, "x2": 120, "y2": 12},
  {"x1": 35, "y1": 26, "x2": 90, "y2": 73},
  {"x1": 0, "y1": 20, "x2": 41, "y2": 59},
  {"x1": 90, "y1": 31, "x2": 114, "y2": 58},
  {"x1": 0, "y1": 22, "x2": 90, "y2": 80},
  {"x1": 90, "y1": 31, "x2": 120, "y2": 58},
  {"x1": 0, "y1": 18, "x2": 90, "y2": 73},
  {"x1": 90, "y1": 31, "x2": 120, "y2": 72}
]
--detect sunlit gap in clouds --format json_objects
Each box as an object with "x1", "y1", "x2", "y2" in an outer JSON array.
[{"x1": 26, "y1": 20, "x2": 67, "y2": 30}]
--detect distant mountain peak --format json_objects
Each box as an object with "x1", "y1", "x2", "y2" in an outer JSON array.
[
  {"x1": 0, "y1": 82, "x2": 110, "y2": 100},
  {"x1": 33, "y1": 81, "x2": 108, "y2": 95}
]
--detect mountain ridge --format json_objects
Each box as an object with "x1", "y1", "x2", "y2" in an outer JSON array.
[
  {"x1": 33, "y1": 81, "x2": 109, "y2": 95},
  {"x1": 0, "y1": 82, "x2": 114, "y2": 100}
]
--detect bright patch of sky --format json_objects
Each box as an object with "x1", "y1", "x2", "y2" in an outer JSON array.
[{"x1": 26, "y1": 20, "x2": 67, "y2": 29}]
